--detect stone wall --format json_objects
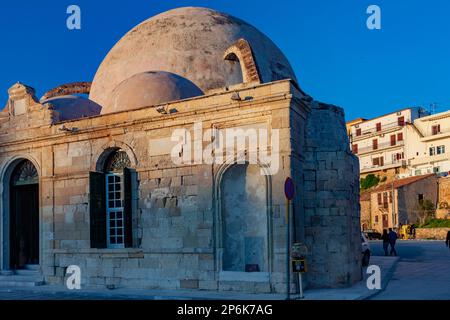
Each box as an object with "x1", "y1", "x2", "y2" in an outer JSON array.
[
  {"x1": 360, "y1": 194, "x2": 371, "y2": 230},
  {"x1": 438, "y1": 177, "x2": 450, "y2": 202},
  {"x1": 415, "y1": 228, "x2": 450, "y2": 240},
  {"x1": 301, "y1": 101, "x2": 361, "y2": 289}
]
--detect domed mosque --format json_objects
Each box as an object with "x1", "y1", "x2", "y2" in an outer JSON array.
[
  {"x1": 90, "y1": 6, "x2": 298, "y2": 114},
  {"x1": 0, "y1": 7, "x2": 360, "y2": 293}
]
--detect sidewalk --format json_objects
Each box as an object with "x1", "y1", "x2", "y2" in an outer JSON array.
[
  {"x1": 0, "y1": 257, "x2": 399, "y2": 300},
  {"x1": 301, "y1": 256, "x2": 399, "y2": 300}
]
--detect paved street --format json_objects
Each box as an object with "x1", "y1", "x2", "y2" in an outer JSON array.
[{"x1": 369, "y1": 240, "x2": 450, "y2": 300}]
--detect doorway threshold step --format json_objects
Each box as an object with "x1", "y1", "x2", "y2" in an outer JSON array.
[
  {"x1": 14, "y1": 269, "x2": 41, "y2": 276},
  {"x1": 0, "y1": 280, "x2": 44, "y2": 287},
  {"x1": 24, "y1": 265, "x2": 40, "y2": 271},
  {"x1": 0, "y1": 274, "x2": 44, "y2": 287}
]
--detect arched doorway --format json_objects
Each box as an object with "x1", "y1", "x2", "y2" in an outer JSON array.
[
  {"x1": 9, "y1": 160, "x2": 39, "y2": 269},
  {"x1": 220, "y1": 163, "x2": 269, "y2": 273}
]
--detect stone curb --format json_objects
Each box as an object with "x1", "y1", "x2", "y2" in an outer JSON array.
[{"x1": 0, "y1": 286, "x2": 285, "y2": 301}]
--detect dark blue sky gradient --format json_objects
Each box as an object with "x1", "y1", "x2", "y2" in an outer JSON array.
[{"x1": 0, "y1": 0, "x2": 449, "y2": 120}]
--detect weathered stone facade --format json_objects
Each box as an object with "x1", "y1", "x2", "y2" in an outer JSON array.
[
  {"x1": 360, "y1": 193, "x2": 372, "y2": 230},
  {"x1": 437, "y1": 177, "x2": 450, "y2": 219},
  {"x1": 0, "y1": 7, "x2": 361, "y2": 293},
  {"x1": 300, "y1": 102, "x2": 361, "y2": 288}
]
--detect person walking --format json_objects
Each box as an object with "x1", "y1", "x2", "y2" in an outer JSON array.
[
  {"x1": 446, "y1": 231, "x2": 450, "y2": 250},
  {"x1": 381, "y1": 229, "x2": 390, "y2": 256},
  {"x1": 388, "y1": 228, "x2": 398, "y2": 256}
]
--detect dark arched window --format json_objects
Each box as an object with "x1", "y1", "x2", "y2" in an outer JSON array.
[
  {"x1": 11, "y1": 160, "x2": 38, "y2": 186},
  {"x1": 90, "y1": 149, "x2": 136, "y2": 249},
  {"x1": 104, "y1": 151, "x2": 131, "y2": 173}
]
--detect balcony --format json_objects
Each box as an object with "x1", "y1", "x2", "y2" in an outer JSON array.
[
  {"x1": 378, "y1": 202, "x2": 389, "y2": 209},
  {"x1": 421, "y1": 127, "x2": 450, "y2": 142},
  {"x1": 360, "y1": 160, "x2": 406, "y2": 174},
  {"x1": 409, "y1": 152, "x2": 449, "y2": 166},
  {"x1": 350, "y1": 121, "x2": 406, "y2": 142},
  {"x1": 356, "y1": 140, "x2": 404, "y2": 155}
]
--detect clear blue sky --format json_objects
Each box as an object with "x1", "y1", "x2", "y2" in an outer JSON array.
[{"x1": 0, "y1": 0, "x2": 449, "y2": 121}]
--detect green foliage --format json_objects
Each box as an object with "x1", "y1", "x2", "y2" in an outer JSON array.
[
  {"x1": 420, "y1": 219, "x2": 450, "y2": 228},
  {"x1": 418, "y1": 199, "x2": 435, "y2": 211},
  {"x1": 360, "y1": 174, "x2": 380, "y2": 191},
  {"x1": 417, "y1": 199, "x2": 436, "y2": 225}
]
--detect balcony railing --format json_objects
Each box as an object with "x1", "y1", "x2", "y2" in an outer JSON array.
[
  {"x1": 350, "y1": 121, "x2": 407, "y2": 141},
  {"x1": 378, "y1": 202, "x2": 389, "y2": 209},
  {"x1": 360, "y1": 160, "x2": 406, "y2": 172},
  {"x1": 355, "y1": 140, "x2": 404, "y2": 154},
  {"x1": 424, "y1": 127, "x2": 450, "y2": 137}
]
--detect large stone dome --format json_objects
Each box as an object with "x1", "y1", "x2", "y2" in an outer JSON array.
[
  {"x1": 104, "y1": 71, "x2": 204, "y2": 114},
  {"x1": 41, "y1": 95, "x2": 101, "y2": 121},
  {"x1": 89, "y1": 7, "x2": 297, "y2": 107}
]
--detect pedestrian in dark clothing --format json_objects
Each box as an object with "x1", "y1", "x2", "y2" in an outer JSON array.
[
  {"x1": 446, "y1": 231, "x2": 450, "y2": 250},
  {"x1": 381, "y1": 229, "x2": 389, "y2": 256},
  {"x1": 388, "y1": 228, "x2": 398, "y2": 256}
]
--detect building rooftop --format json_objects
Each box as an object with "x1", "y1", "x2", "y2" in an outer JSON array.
[{"x1": 370, "y1": 174, "x2": 436, "y2": 193}]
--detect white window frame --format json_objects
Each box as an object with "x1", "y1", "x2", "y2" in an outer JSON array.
[
  {"x1": 105, "y1": 173, "x2": 125, "y2": 249},
  {"x1": 437, "y1": 145, "x2": 445, "y2": 155}
]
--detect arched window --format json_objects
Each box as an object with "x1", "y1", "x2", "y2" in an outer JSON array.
[
  {"x1": 90, "y1": 149, "x2": 136, "y2": 249},
  {"x1": 11, "y1": 160, "x2": 38, "y2": 186},
  {"x1": 104, "y1": 151, "x2": 131, "y2": 173}
]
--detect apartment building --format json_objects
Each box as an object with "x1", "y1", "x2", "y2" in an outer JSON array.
[
  {"x1": 348, "y1": 107, "x2": 428, "y2": 181},
  {"x1": 408, "y1": 110, "x2": 450, "y2": 176}
]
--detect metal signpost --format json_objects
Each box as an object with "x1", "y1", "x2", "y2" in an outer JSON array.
[
  {"x1": 284, "y1": 177, "x2": 295, "y2": 300},
  {"x1": 292, "y1": 242, "x2": 308, "y2": 299}
]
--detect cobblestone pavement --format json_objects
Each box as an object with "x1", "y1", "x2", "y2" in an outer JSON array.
[{"x1": 370, "y1": 240, "x2": 450, "y2": 300}]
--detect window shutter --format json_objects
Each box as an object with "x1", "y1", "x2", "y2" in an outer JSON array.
[
  {"x1": 123, "y1": 167, "x2": 136, "y2": 248},
  {"x1": 89, "y1": 171, "x2": 106, "y2": 249},
  {"x1": 390, "y1": 135, "x2": 396, "y2": 146},
  {"x1": 373, "y1": 139, "x2": 378, "y2": 150},
  {"x1": 376, "y1": 123, "x2": 382, "y2": 132}
]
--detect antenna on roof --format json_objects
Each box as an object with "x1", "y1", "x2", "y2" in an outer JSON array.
[{"x1": 429, "y1": 102, "x2": 438, "y2": 115}]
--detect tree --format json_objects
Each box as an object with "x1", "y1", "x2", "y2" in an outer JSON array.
[
  {"x1": 360, "y1": 174, "x2": 380, "y2": 191},
  {"x1": 417, "y1": 199, "x2": 435, "y2": 226}
]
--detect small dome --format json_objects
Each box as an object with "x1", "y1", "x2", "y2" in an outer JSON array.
[
  {"x1": 89, "y1": 7, "x2": 297, "y2": 107},
  {"x1": 103, "y1": 71, "x2": 204, "y2": 114},
  {"x1": 41, "y1": 95, "x2": 102, "y2": 121}
]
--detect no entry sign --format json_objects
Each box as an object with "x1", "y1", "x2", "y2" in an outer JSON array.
[{"x1": 284, "y1": 177, "x2": 295, "y2": 200}]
